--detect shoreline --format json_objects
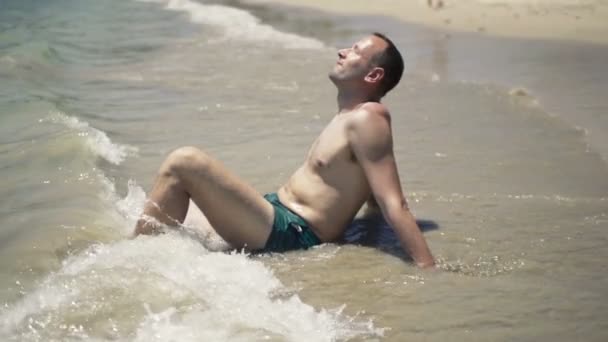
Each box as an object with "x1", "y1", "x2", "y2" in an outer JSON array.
[
  {"x1": 244, "y1": 0, "x2": 608, "y2": 45},
  {"x1": 240, "y1": 0, "x2": 608, "y2": 163}
]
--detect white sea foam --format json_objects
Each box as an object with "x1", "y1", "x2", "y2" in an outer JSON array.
[
  {"x1": 0, "y1": 234, "x2": 381, "y2": 341},
  {"x1": 42, "y1": 112, "x2": 138, "y2": 165},
  {"x1": 138, "y1": 0, "x2": 325, "y2": 49},
  {"x1": 97, "y1": 176, "x2": 149, "y2": 237},
  {"x1": 104, "y1": 179, "x2": 147, "y2": 227},
  {"x1": 0, "y1": 174, "x2": 380, "y2": 340}
]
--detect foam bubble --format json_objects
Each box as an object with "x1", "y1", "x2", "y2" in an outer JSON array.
[
  {"x1": 437, "y1": 255, "x2": 526, "y2": 277},
  {"x1": 508, "y1": 86, "x2": 531, "y2": 97},
  {"x1": 42, "y1": 112, "x2": 138, "y2": 165},
  {"x1": 138, "y1": 0, "x2": 325, "y2": 49}
]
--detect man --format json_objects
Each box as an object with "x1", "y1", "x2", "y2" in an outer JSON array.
[{"x1": 134, "y1": 33, "x2": 435, "y2": 268}]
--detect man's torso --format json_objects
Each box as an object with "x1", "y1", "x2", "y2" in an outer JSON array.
[{"x1": 277, "y1": 109, "x2": 373, "y2": 241}]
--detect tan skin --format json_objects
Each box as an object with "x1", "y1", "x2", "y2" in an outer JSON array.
[{"x1": 135, "y1": 35, "x2": 435, "y2": 268}]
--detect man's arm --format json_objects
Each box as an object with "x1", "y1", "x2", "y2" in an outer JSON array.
[{"x1": 347, "y1": 104, "x2": 435, "y2": 268}]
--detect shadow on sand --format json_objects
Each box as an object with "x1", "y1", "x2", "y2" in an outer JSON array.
[{"x1": 340, "y1": 214, "x2": 440, "y2": 260}]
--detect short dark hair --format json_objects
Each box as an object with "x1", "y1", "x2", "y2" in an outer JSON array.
[{"x1": 371, "y1": 32, "x2": 404, "y2": 96}]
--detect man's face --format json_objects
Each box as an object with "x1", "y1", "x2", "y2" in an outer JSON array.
[{"x1": 329, "y1": 35, "x2": 388, "y2": 86}]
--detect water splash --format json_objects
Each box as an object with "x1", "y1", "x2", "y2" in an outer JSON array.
[{"x1": 0, "y1": 235, "x2": 383, "y2": 341}]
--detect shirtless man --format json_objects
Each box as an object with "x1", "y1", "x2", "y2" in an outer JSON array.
[{"x1": 134, "y1": 33, "x2": 435, "y2": 268}]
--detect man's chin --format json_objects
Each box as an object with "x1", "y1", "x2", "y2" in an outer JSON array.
[{"x1": 328, "y1": 72, "x2": 340, "y2": 85}]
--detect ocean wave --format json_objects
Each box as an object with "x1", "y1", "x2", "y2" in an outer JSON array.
[
  {"x1": 0, "y1": 173, "x2": 383, "y2": 341},
  {"x1": 41, "y1": 112, "x2": 138, "y2": 165},
  {"x1": 137, "y1": 0, "x2": 326, "y2": 49},
  {"x1": 1, "y1": 40, "x2": 66, "y2": 66},
  {"x1": 0, "y1": 234, "x2": 382, "y2": 341},
  {"x1": 0, "y1": 165, "x2": 385, "y2": 340}
]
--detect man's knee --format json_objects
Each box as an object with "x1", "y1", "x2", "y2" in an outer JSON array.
[{"x1": 161, "y1": 146, "x2": 212, "y2": 178}]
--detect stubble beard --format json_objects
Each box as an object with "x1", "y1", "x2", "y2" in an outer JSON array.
[
  {"x1": 328, "y1": 63, "x2": 344, "y2": 83},
  {"x1": 328, "y1": 69, "x2": 340, "y2": 87},
  {"x1": 328, "y1": 65, "x2": 357, "y2": 87}
]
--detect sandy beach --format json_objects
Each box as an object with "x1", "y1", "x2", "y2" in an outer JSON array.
[{"x1": 245, "y1": 0, "x2": 608, "y2": 44}]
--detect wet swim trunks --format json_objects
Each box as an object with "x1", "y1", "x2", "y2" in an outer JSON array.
[{"x1": 257, "y1": 193, "x2": 322, "y2": 253}]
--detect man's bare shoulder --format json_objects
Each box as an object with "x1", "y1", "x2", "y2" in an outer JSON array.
[
  {"x1": 360, "y1": 101, "x2": 389, "y2": 116},
  {"x1": 346, "y1": 102, "x2": 394, "y2": 157},
  {"x1": 347, "y1": 102, "x2": 392, "y2": 134}
]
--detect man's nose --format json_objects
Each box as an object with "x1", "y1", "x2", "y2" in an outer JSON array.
[{"x1": 337, "y1": 49, "x2": 347, "y2": 58}]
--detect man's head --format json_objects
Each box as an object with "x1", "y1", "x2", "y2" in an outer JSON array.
[{"x1": 329, "y1": 33, "x2": 404, "y2": 98}]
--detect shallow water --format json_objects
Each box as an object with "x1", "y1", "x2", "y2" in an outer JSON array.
[{"x1": 1, "y1": 0, "x2": 607, "y2": 340}]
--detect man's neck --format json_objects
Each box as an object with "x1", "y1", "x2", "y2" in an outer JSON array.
[{"x1": 336, "y1": 89, "x2": 379, "y2": 114}]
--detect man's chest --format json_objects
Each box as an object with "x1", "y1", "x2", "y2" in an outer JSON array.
[{"x1": 306, "y1": 117, "x2": 356, "y2": 170}]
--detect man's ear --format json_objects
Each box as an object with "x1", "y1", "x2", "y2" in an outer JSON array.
[{"x1": 365, "y1": 67, "x2": 384, "y2": 84}]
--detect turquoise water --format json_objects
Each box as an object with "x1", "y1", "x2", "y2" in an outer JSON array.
[
  {"x1": 0, "y1": 1, "x2": 367, "y2": 340},
  {"x1": 1, "y1": 0, "x2": 607, "y2": 341}
]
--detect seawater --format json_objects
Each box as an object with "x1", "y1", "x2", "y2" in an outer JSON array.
[
  {"x1": 0, "y1": 0, "x2": 607, "y2": 341},
  {"x1": 0, "y1": 0, "x2": 374, "y2": 340}
]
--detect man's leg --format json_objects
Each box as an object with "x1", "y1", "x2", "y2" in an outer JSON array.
[{"x1": 134, "y1": 146, "x2": 274, "y2": 250}]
